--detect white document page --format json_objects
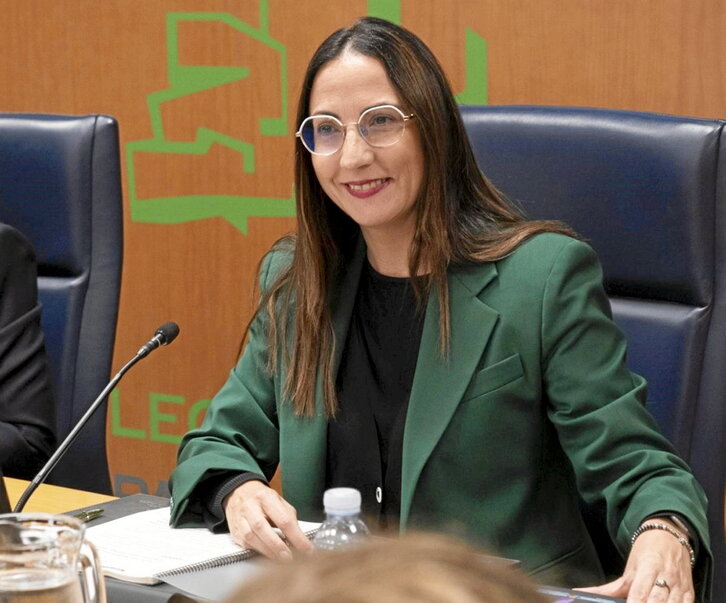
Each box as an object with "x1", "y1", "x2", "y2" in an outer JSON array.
[{"x1": 86, "y1": 506, "x2": 318, "y2": 585}]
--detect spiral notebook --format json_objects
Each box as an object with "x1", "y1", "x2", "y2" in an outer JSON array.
[{"x1": 85, "y1": 506, "x2": 319, "y2": 585}]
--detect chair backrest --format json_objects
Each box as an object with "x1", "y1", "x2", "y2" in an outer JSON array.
[
  {"x1": 461, "y1": 105, "x2": 725, "y2": 599},
  {"x1": 0, "y1": 114, "x2": 123, "y2": 494}
]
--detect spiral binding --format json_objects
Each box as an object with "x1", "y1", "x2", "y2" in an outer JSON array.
[{"x1": 156, "y1": 528, "x2": 319, "y2": 578}]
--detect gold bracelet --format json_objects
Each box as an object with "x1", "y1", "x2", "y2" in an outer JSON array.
[{"x1": 631, "y1": 521, "x2": 696, "y2": 567}]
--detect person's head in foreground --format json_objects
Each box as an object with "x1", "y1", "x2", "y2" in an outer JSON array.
[{"x1": 224, "y1": 532, "x2": 549, "y2": 603}]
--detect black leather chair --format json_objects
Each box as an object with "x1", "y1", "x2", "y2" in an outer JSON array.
[
  {"x1": 461, "y1": 105, "x2": 725, "y2": 600},
  {"x1": 0, "y1": 114, "x2": 123, "y2": 494}
]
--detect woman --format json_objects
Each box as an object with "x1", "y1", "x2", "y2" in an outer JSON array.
[
  {"x1": 0, "y1": 223, "x2": 56, "y2": 479},
  {"x1": 170, "y1": 17, "x2": 711, "y2": 600}
]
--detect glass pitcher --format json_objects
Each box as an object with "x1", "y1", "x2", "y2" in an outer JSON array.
[{"x1": 0, "y1": 513, "x2": 106, "y2": 603}]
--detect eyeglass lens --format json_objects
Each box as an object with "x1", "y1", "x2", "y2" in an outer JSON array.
[{"x1": 299, "y1": 106, "x2": 407, "y2": 155}]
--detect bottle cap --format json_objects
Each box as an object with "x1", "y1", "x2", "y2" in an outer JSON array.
[{"x1": 322, "y1": 487, "x2": 362, "y2": 515}]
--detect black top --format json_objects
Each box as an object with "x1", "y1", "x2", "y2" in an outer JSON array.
[
  {"x1": 204, "y1": 260, "x2": 426, "y2": 530},
  {"x1": 326, "y1": 260, "x2": 425, "y2": 527}
]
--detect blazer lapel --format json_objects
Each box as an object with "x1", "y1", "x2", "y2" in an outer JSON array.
[
  {"x1": 279, "y1": 239, "x2": 366, "y2": 517},
  {"x1": 399, "y1": 263, "x2": 500, "y2": 527}
]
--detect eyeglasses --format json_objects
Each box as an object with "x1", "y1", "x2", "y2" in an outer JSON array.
[{"x1": 296, "y1": 104, "x2": 415, "y2": 156}]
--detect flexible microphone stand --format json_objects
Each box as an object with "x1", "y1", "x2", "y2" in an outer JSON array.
[{"x1": 12, "y1": 322, "x2": 180, "y2": 513}]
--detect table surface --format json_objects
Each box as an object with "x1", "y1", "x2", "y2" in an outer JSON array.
[
  {"x1": 4, "y1": 478, "x2": 179, "y2": 602},
  {"x1": 5, "y1": 477, "x2": 117, "y2": 513},
  {"x1": 4, "y1": 478, "x2": 625, "y2": 603}
]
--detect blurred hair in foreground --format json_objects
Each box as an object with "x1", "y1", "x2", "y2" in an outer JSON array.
[{"x1": 224, "y1": 532, "x2": 549, "y2": 603}]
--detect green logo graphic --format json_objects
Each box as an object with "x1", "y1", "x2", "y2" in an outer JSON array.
[
  {"x1": 110, "y1": 388, "x2": 210, "y2": 444},
  {"x1": 367, "y1": 0, "x2": 488, "y2": 105},
  {"x1": 126, "y1": 5, "x2": 294, "y2": 234},
  {"x1": 126, "y1": 0, "x2": 488, "y2": 235}
]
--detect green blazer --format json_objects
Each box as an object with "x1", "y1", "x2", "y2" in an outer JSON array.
[{"x1": 170, "y1": 233, "x2": 711, "y2": 591}]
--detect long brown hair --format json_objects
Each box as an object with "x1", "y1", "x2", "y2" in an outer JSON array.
[{"x1": 259, "y1": 17, "x2": 574, "y2": 417}]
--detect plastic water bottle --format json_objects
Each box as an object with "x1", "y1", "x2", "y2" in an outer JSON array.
[{"x1": 312, "y1": 487, "x2": 369, "y2": 551}]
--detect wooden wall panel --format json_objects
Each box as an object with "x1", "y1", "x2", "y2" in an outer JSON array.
[
  {"x1": 0, "y1": 0, "x2": 723, "y2": 497},
  {"x1": 406, "y1": 0, "x2": 726, "y2": 118}
]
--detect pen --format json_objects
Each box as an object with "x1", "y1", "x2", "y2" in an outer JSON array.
[{"x1": 74, "y1": 508, "x2": 105, "y2": 523}]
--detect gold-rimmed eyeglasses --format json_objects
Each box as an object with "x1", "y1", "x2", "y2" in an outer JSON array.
[{"x1": 296, "y1": 104, "x2": 415, "y2": 156}]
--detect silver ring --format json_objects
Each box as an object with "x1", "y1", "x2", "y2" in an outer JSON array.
[{"x1": 654, "y1": 578, "x2": 671, "y2": 593}]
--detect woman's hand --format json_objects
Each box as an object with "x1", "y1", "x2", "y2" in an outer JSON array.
[
  {"x1": 578, "y1": 519, "x2": 695, "y2": 602},
  {"x1": 222, "y1": 480, "x2": 314, "y2": 560}
]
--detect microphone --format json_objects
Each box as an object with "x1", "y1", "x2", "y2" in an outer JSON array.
[
  {"x1": 12, "y1": 322, "x2": 180, "y2": 513},
  {"x1": 136, "y1": 321, "x2": 180, "y2": 358}
]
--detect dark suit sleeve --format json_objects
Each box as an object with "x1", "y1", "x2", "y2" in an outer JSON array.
[
  {"x1": 540, "y1": 238, "x2": 712, "y2": 596},
  {"x1": 0, "y1": 224, "x2": 56, "y2": 479}
]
